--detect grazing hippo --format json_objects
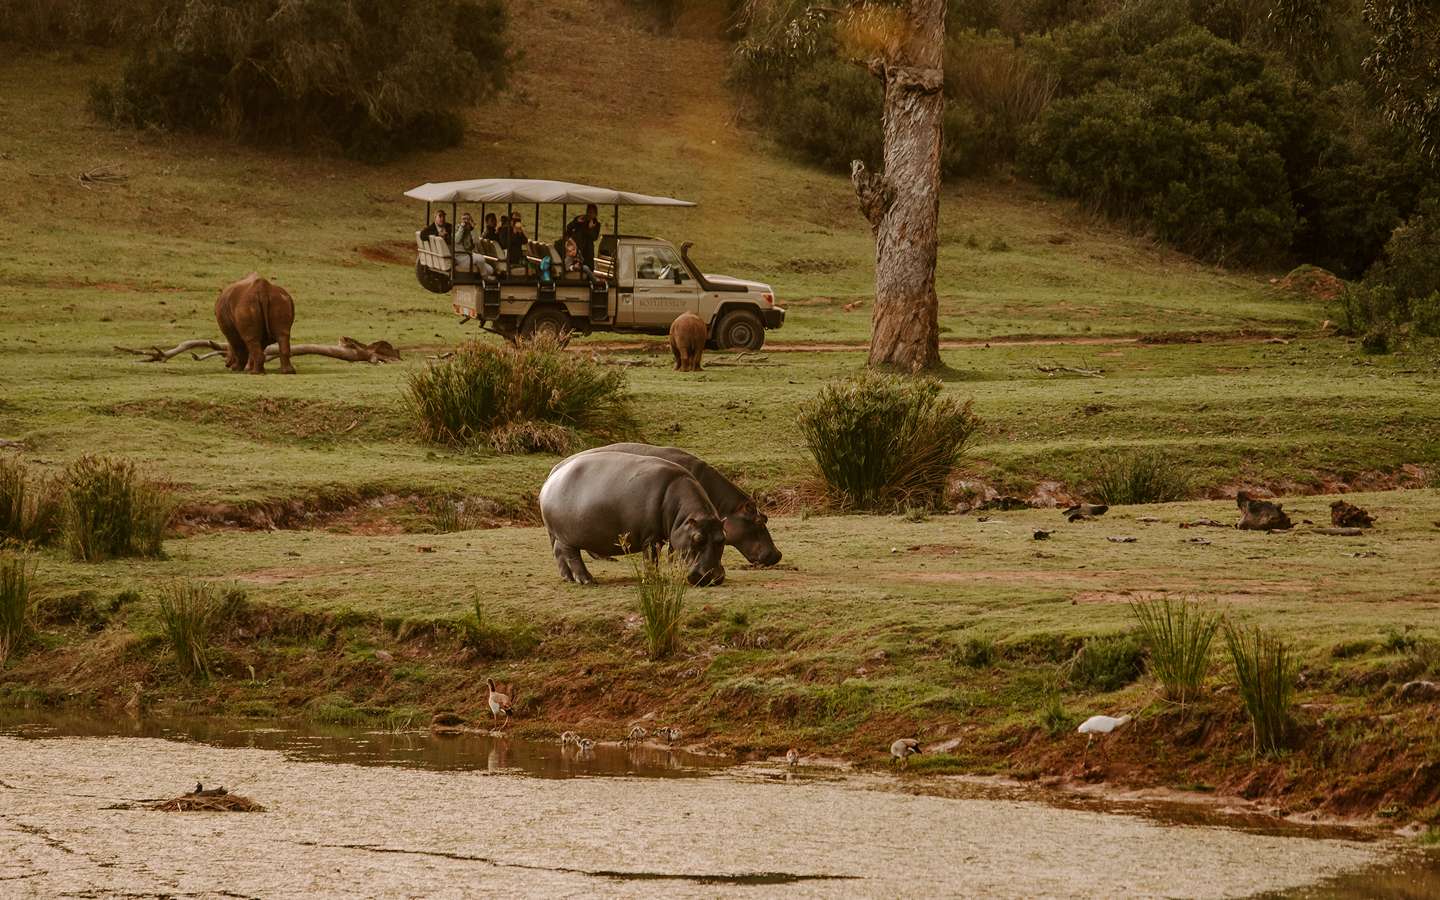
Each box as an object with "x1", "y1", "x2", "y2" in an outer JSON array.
[
  {"x1": 539, "y1": 451, "x2": 726, "y2": 586},
  {"x1": 575, "y1": 443, "x2": 782, "y2": 566},
  {"x1": 669, "y1": 311, "x2": 707, "y2": 372},
  {"x1": 215, "y1": 273, "x2": 295, "y2": 375}
]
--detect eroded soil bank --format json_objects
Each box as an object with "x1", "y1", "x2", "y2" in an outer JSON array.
[{"x1": 1, "y1": 717, "x2": 1434, "y2": 898}]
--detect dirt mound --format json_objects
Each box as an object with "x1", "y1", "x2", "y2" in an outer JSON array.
[
  {"x1": 1273, "y1": 265, "x2": 1346, "y2": 302},
  {"x1": 358, "y1": 242, "x2": 413, "y2": 265}
]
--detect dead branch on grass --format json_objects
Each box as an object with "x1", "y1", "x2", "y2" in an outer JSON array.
[
  {"x1": 1037, "y1": 360, "x2": 1103, "y2": 377},
  {"x1": 78, "y1": 164, "x2": 127, "y2": 189},
  {"x1": 117, "y1": 336, "x2": 401, "y2": 365}
]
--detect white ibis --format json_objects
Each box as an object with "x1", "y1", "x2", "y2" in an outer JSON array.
[{"x1": 1077, "y1": 714, "x2": 1133, "y2": 756}]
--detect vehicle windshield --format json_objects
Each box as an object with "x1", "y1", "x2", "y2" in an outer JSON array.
[{"x1": 635, "y1": 245, "x2": 685, "y2": 281}]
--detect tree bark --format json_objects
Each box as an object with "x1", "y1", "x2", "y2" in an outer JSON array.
[{"x1": 853, "y1": 0, "x2": 945, "y2": 373}]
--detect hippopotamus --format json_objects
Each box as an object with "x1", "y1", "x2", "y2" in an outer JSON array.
[
  {"x1": 576, "y1": 443, "x2": 782, "y2": 566},
  {"x1": 539, "y1": 451, "x2": 726, "y2": 586}
]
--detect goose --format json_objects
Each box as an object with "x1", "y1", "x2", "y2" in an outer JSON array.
[
  {"x1": 626, "y1": 725, "x2": 647, "y2": 744},
  {"x1": 890, "y1": 738, "x2": 922, "y2": 767},
  {"x1": 487, "y1": 679, "x2": 513, "y2": 726},
  {"x1": 655, "y1": 726, "x2": 681, "y2": 744},
  {"x1": 559, "y1": 731, "x2": 579, "y2": 746}
]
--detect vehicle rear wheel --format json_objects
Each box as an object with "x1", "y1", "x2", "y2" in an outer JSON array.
[
  {"x1": 714, "y1": 309, "x2": 765, "y2": 351},
  {"x1": 520, "y1": 306, "x2": 572, "y2": 343}
]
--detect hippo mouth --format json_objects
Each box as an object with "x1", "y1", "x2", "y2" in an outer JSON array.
[{"x1": 688, "y1": 567, "x2": 726, "y2": 587}]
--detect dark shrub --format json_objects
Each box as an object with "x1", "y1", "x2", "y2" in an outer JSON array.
[
  {"x1": 406, "y1": 338, "x2": 638, "y2": 453},
  {"x1": 88, "y1": 0, "x2": 508, "y2": 162},
  {"x1": 1366, "y1": 199, "x2": 1440, "y2": 306},
  {"x1": 61, "y1": 457, "x2": 173, "y2": 562},
  {"x1": 1022, "y1": 25, "x2": 1301, "y2": 262},
  {"x1": 800, "y1": 372, "x2": 981, "y2": 511},
  {"x1": 0, "y1": 554, "x2": 35, "y2": 668}
]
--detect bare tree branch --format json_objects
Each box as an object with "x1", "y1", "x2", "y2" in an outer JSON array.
[{"x1": 117, "y1": 337, "x2": 401, "y2": 365}]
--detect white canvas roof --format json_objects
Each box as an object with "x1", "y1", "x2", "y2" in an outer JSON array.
[{"x1": 403, "y1": 178, "x2": 695, "y2": 207}]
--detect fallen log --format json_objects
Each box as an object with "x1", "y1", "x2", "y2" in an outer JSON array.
[{"x1": 118, "y1": 336, "x2": 400, "y2": 365}]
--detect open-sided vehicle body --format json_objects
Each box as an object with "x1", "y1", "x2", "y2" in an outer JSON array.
[{"x1": 405, "y1": 179, "x2": 784, "y2": 350}]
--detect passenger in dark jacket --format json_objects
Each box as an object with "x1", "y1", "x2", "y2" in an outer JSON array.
[
  {"x1": 504, "y1": 214, "x2": 528, "y2": 266},
  {"x1": 419, "y1": 210, "x2": 453, "y2": 243},
  {"x1": 565, "y1": 203, "x2": 603, "y2": 268}
]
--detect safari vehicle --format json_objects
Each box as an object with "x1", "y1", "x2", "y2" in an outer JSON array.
[{"x1": 405, "y1": 179, "x2": 784, "y2": 350}]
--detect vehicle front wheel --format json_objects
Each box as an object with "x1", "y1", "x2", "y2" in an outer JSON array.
[
  {"x1": 714, "y1": 309, "x2": 765, "y2": 351},
  {"x1": 520, "y1": 306, "x2": 572, "y2": 343}
]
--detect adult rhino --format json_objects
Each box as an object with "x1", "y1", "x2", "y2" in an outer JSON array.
[
  {"x1": 215, "y1": 273, "x2": 295, "y2": 375},
  {"x1": 578, "y1": 443, "x2": 781, "y2": 567},
  {"x1": 539, "y1": 451, "x2": 726, "y2": 586}
]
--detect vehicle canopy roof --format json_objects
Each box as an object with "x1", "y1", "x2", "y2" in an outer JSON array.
[{"x1": 403, "y1": 178, "x2": 695, "y2": 207}]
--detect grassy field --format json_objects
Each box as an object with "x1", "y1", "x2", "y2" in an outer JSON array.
[{"x1": 3, "y1": 0, "x2": 1440, "y2": 821}]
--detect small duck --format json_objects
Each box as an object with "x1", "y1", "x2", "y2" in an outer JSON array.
[
  {"x1": 626, "y1": 725, "x2": 648, "y2": 744},
  {"x1": 786, "y1": 748, "x2": 800, "y2": 767},
  {"x1": 487, "y1": 679, "x2": 513, "y2": 726},
  {"x1": 559, "y1": 731, "x2": 579, "y2": 746},
  {"x1": 890, "y1": 738, "x2": 922, "y2": 767}
]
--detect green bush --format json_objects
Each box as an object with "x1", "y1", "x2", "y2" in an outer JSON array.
[
  {"x1": 1130, "y1": 596, "x2": 1220, "y2": 704},
  {"x1": 0, "y1": 0, "x2": 161, "y2": 47},
  {"x1": 0, "y1": 457, "x2": 62, "y2": 547},
  {"x1": 1069, "y1": 633, "x2": 1145, "y2": 692},
  {"x1": 1333, "y1": 283, "x2": 1440, "y2": 344},
  {"x1": 800, "y1": 372, "x2": 981, "y2": 511},
  {"x1": 952, "y1": 634, "x2": 997, "y2": 668},
  {"x1": 461, "y1": 599, "x2": 540, "y2": 660},
  {"x1": 158, "y1": 582, "x2": 221, "y2": 681},
  {"x1": 1038, "y1": 676, "x2": 1077, "y2": 735},
  {"x1": 1023, "y1": 28, "x2": 1300, "y2": 262},
  {"x1": 87, "y1": 0, "x2": 508, "y2": 162},
  {"x1": 631, "y1": 554, "x2": 688, "y2": 660},
  {"x1": 406, "y1": 338, "x2": 638, "y2": 453},
  {"x1": 0, "y1": 554, "x2": 35, "y2": 668},
  {"x1": 61, "y1": 457, "x2": 173, "y2": 562},
  {"x1": 1366, "y1": 199, "x2": 1440, "y2": 306},
  {"x1": 1087, "y1": 448, "x2": 1191, "y2": 505},
  {"x1": 1225, "y1": 621, "x2": 1297, "y2": 757}
]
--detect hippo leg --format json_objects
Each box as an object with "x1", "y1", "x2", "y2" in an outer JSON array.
[{"x1": 553, "y1": 541, "x2": 594, "y2": 585}]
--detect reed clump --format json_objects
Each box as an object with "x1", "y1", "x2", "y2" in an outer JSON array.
[
  {"x1": 157, "y1": 581, "x2": 221, "y2": 681},
  {"x1": 61, "y1": 456, "x2": 173, "y2": 562},
  {"x1": 1088, "y1": 448, "x2": 1191, "y2": 505},
  {"x1": 0, "y1": 553, "x2": 35, "y2": 668},
  {"x1": 1225, "y1": 622, "x2": 1297, "y2": 757},
  {"x1": 631, "y1": 554, "x2": 689, "y2": 660},
  {"x1": 0, "y1": 456, "x2": 62, "y2": 547},
  {"x1": 1130, "y1": 596, "x2": 1220, "y2": 703}
]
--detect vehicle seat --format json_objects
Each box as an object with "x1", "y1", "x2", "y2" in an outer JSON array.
[{"x1": 427, "y1": 236, "x2": 453, "y2": 273}]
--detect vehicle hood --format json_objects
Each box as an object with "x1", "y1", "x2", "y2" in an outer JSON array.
[{"x1": 705, "y1": 274, "x2": 772, "y2": 293}]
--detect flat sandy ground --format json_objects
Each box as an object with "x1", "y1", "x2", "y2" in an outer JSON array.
[{"x1": 0, "y1": 734, "x2": 1395, "y2": 898}]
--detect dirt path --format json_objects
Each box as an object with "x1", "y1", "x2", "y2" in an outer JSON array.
[{"x1": 0, "y1": 734, "x2": 1397, "y2": 898}]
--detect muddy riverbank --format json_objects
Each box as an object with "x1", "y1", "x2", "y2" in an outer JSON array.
[{"x1": 2, "y1": 715, "x2": 1437, "y2": 897}]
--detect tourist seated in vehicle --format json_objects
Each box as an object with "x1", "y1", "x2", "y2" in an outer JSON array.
[
  {"x1": 562, "y1": 237, "x2": 592, "y2": 279},
  {"x1": 454, "y1": 212, "x2": 493, "y2": 276},
  {"x1": 483, "y1": 212, "x2": 499, "y2": 241},
  {"x1": 565, "y1": 203, "x2": 602, "y2": 268},
  {"x1": 419, "y1": 209, "x2": 452, "y2": 243},
  {"x1": 505, "y1": 214, "x2": 529, "y2": 267}
]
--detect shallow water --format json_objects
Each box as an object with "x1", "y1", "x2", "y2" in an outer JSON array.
[{"x1": 1, "y1": 713, "x2": 1437, "y2": 898}]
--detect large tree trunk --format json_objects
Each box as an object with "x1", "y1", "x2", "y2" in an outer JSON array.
[{"x1": 852, "y1": 0, "x2": 945, "y2": 373}]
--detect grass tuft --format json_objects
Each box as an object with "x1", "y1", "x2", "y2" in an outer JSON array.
[
  {"x1": 951, "y1": 635, "x2": 997, "y2": 669},
  {"x1": 1225, "y1": 621, "x2": 1297, "y2": 757},
  {"x1": 1130, "y1": 596, "x2": 1220, "y2": 704},
  {"x1": 800, "y1": 371, "x2": 981, "y2": 511},
  {"x1": 1068, "y1": 632, "x2": 1145, "y2": 692},
  {"x1": 61, "y1": 456, "x2": 173, "y2": 562},
  {"x1": 156, "y1": 581, "x2": 221, "y2": 681},
  {"x1": 631, "y1": 554, "x2": 688, "y2": 660},
  {"x1": 1038, "y1": 675, "x2": 1076, "y2": 736},
  {"x1": 1087, "y1": 448, "x2": 1191, "y2": 505},
  {"x1": 406, "y1": 337, "x2": 638, "y2": 453},
  {"x1": 0, "y1": 456, "x2": 62, "y2": 546},
  {"x1": 0, "y1": 554, "x2": 35, "y2": 668}
]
